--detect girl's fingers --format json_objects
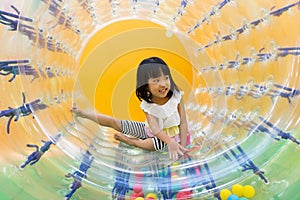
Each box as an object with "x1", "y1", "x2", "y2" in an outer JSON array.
[
  {"x1": 178, "y1": 149, "x2": 184, "y2": 156},
  {"x1": 179, "y1": 144, "x2": 187, "y2": 152},
  {"x1": 70, "y1": 103, "x2": 76, "y2": 111},
  {"x1": 170, "y1": 151, "x2": 177, "y2": 160}
]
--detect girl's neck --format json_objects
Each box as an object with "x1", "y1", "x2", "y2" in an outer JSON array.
[{"x1": 151, "y1": 96, "x2": 170, "y2": 105}]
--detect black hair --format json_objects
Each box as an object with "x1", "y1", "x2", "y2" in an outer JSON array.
[{"x1": 135, "y1": 57, "x2": 179, "y2": 103}]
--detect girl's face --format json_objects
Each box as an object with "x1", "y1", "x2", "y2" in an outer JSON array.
[{"x1": 147, "y1": 72, "x2": 171, "y2": 103}]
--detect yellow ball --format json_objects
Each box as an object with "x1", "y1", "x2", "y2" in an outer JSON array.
[
  {"x1": 243, "y1": 185, "x2": 255, "y2": 198},
  {"x1": 135, "y1": 197, "x2": 144, "y2": 200},
  {"x1": 146, "y1": 193, "x2": 157, "y2": 200},
  {"x1": 232, "y1": 184, "x2": 244, "y2": 197},
  {"x1": 220, "y1": 189, "x2": 232, "y2": 200}
]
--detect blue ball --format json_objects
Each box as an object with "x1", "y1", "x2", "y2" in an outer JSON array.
[
  {"x1": 227, "y1": 194, "x2": 239, "y2": 200},
  {"x1": 239, "y1": 198, "x2": 248, "y2": 200}
]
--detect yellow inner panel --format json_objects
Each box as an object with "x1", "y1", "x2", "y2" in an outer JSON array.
[{"x1": 78, "y1": 20, "x2": 196, "y2": 121}]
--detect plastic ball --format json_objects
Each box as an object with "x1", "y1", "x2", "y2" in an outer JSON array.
[
  {"x1": 171, "y1": 172, "x2": 179, "y2": 178},
  {"x1": 176, "y1": 191, "x2": 186, "y2": 199},
  {"x1": 130, "y1": 193, "x2": 139, "y2": 200},
  {"x1": 135, "y1": 198, "x2": 144, "y2": 200},
  {"x1": 133, "y1": 184, "x2": 143, "y2": 193},
  {"x1": 146, "y1": 193, "x2": 157, "y2": 200},
  {"x1": 227, "y1": 194, "x2": 239, "y2": 200},
  {"x1": 243, "y1": 185, "x2": 255, "y2": 198},
  {"x1": 232, "y1": 184, "x2": 244, "y2": 197},
  {"x1": 137, "y1": 192, "x2": 144, "y2": 197},
  {"x1": 238, "y1": 197, "x2": 248, "y2": 200},
  {"x1": 176, "y1": 190, "x2": 192, "y2": 199},
  {"x1": 135, "y1": 173, "x2": 144, "y2": 179},
  {"x1": 220, "y1": 189, "x2": 232, "y2": 200}
]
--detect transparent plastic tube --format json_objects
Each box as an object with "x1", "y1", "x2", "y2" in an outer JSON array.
[{"x1": 0, "y1": 1, "x2": 299, "y2": 200}]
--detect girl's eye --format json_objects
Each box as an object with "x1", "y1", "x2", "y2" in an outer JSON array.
[{"x1": 150, "y1": 79, "x2": 159, "y2": 83}]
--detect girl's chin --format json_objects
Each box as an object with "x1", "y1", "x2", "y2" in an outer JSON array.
[
  {"x1": 158, "y1": 93, "x2": 167, "y2": 98},
  {"x1": 159, "y1": 89, "x2": 169, "y2": 96}
]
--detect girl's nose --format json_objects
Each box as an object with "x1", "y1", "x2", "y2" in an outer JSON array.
[{"x1": 159, "y1": 80, "x2": 167, "y2": 86}]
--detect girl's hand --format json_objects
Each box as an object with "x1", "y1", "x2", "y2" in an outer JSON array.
[
  {"x1": 70, "y1": 103, "x2": 85, "y2": 118},
  {"x1": 167, "y1": 139, "x2": 187, "y2": 160}
]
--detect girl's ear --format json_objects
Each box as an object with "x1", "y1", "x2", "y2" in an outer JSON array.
[{"x1": 146, "y1": 89, "x2": 151, "y2": 97}]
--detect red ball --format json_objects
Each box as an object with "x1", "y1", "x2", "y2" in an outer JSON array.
[
  {"x1": 176, "y1": 190, "x2": 192, "y2": 199},
  {"x1": 130, "y1": 192, "x2": 144, "y2": 200},
  {"x1": 137, "y1": 192, "x2": 144, "y2": 198},
  {"x1": 135, "y1": 173, "x2": 143, "y2": 179},
  {"x1": 133, "y1": 184, "x2": 143, "y2": 193},
  {"x1": 130, "y1": 193, "x2": 139, "y2": 200}
]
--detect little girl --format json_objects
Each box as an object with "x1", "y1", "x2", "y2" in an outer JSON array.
[{"x1": 71, "y1": 57, "x2": 190, "y2": 159}]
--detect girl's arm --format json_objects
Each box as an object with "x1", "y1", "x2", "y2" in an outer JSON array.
[
  {"x1": 145, "y1": 112, "x2": 171, "y2": 142},
  {"x1": 178, "y1": 98, "x2": 188, "y2": 147},
  {"x1": 145, "y1": 112, "x2": 186, "y2": 159}
]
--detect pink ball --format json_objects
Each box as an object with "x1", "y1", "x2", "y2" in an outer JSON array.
[{"x1": 133, "y1": 184, "x2": 143, "y2": 193}]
